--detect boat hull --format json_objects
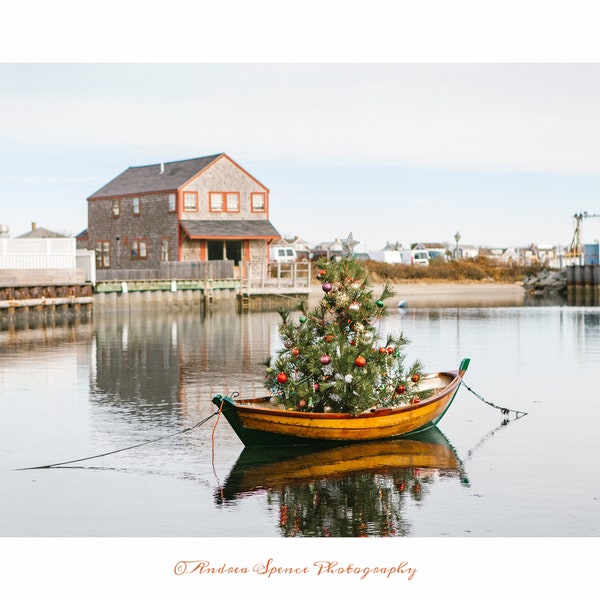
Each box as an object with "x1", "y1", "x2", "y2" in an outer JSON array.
[{"x1": 213, "y1": 358, "x2": 470, "y2": 447}]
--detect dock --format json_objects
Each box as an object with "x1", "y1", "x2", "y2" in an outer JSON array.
[
  {"x1": 566, "y1": 264, "x2": 600, "y2": 304},
  {"x1": 1, "y1": 261, "x2": 312, "y2": 324}
]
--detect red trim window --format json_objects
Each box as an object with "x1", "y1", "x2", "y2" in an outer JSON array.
[
  {"x1": 209, "y1": 192, "x2": 240, "y2": 212},
  {"x1": 132, "y1": 196, "x2": 140, "y2": 215},
  {"x1": 168, "y1": 193, "x2": 177, "y2": 213},
  {"x1": 183, "y1": 191, "x2": 198, "y2": 212},
  {"x1": 226, "y1": 192, "x2": 240, "y2": 212},
  {"x1": 131, "y1": 238, "x2": 148, "y2": 260},
  {"x1": 251, "y1": 192, "x2": 266, "y2": 212},
  {"x1": 160, "y1": 237, "x2": 170, "y2": 261},
  {"x1": 95, "y1": 240, "x2": 110, "y2": 268},
  {"x1": 112, "y1": 199, "x2": 121, "y2": 217}
]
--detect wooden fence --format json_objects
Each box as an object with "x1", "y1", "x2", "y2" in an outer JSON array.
[{"x1": 96, "y1": 260, "x2": 235, "y2": 282}]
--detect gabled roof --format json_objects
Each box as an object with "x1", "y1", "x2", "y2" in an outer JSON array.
[
  {"x1": 180, "y1": 220, "x2": 280, "y2": 240},
  {"x1": 17, "y1": 226, "x2": 66, "y2": 239},
  {"x1": 88, "y1": 154, "x2": 225, "y2": 199},
  {"x1": 415, "y1": 242, "x2": 447, "y2": 249}
]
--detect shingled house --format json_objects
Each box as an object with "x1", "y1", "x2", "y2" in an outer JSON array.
[{"x1": 86, "y1": 153, "x2": 281, "y2": 273}]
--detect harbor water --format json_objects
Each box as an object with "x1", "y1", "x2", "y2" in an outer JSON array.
[
  {"x1": 1, "y1": 293, "x2": 599, "y2": 596},
  {"x1": 1, "y1": 296, "x2": 599, "y2": 537}
]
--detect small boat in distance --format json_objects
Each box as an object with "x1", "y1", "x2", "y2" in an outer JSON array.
[{"x1": 212, "y1": 358, "x2": 470, "y2": 447}]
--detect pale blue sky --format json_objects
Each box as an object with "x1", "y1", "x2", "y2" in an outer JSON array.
[{"x1": 2, "y1": 62, "x2": 600, "y2": 251}]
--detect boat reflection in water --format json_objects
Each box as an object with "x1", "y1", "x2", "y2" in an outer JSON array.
[{"x1": 215, "y1": 427, "x2": 469, "y2": 537}]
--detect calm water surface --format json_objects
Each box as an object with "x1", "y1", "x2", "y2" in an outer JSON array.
[{"x1": 1, "y1": 298, "x2": 599, "y2": 537}]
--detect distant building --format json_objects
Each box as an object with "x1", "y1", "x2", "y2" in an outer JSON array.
[
  {"x1": 523, "y1": 243, "x2": 558, "y2": 266},
  {"x1": 455, "y1": 244, "x2": 479, "y2": 259},
  {"x1": 480, "y1": 246, "x2": 520, "y2": 264},
  {"x1": 584, "y1": 243, "x2": 600, "y2": 265},
  {"x1": 17, "y1": 223, "x2": 67, "y2": 239},
  {"x1": 76, "y1": 229, "x2": 89, "y2": 250},
  {"x1": 369, "y1": 241, "x2": 404, "y2": 264},
  {"x1": 311, "y1": 238, "x2": 344, "y2": 260}
]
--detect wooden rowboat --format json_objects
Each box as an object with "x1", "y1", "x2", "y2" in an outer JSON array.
[{"x1": 212, "y1": 358, "x2": 470, "y2": 447}]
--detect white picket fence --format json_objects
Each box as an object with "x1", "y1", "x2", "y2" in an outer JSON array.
[
  {"x1": 0, "y1": 238, "x2": 76, "y2": 269},
  {"x1": 0, "y1": 239, "x2": 96, "y2": 284}
]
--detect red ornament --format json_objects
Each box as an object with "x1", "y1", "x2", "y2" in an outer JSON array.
[
  {"x1": 379, "y1": 347, "x2": 387, "y2": 354},
  {"x1": 320, "y1": 355, "x2": 331, "y2": 365},
  {"x1": 277, "y1": 372, "x2": 288, "y2": 384},
  {"x1": 396, "y1": 385, "x2": 406, "y2": 395},
  {"x1": 411, "y1": 373, "x2": 420, "y2": 383},
  {"x1": 291, "y1": 347, "x2": 300, "y2": 357},
  {"x1": 298, "y1": 399, "x2": 307, "y2": 409},
  {"x1": 387, "y1": 347, "x2": 394, "y2": 354},
  {"x1": 355, "y1": 356, "x2": 367, "y2": 367},
  {"x1": 410, "y1": 397, "x2": 420, "y2": 405}
]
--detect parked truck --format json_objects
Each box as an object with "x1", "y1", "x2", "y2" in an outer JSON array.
[
  {"x1": 269, "y1": 245, "x2": 298, "y2": 263},
  {"x1": 399, "y1": 249, "x2": 430, "y2": 266}
]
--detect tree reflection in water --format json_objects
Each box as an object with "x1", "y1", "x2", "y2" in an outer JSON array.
[{"x1": 272, "y1": 468, "x2": 433, "y2": 537}]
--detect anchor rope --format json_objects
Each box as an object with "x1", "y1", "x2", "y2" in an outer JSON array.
[
  {"x1": 461, "y1": 380, "x2": 528, "y2": 418},
  {"x1": 12, "y1": 410, "x2": 221, "y2": 472},
  {"x1": 212, "y1": 395, "x2": 228, "y2": 502},
  {"x1": 463, "y1": 418, "x2": 512, "y2": 462}
]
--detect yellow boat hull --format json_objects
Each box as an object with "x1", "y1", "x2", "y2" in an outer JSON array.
[{"x1": 213, "y1": 359, "x2": 469, "y2": 447}]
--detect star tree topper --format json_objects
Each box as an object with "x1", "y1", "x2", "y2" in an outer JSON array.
[{"x1": 341, "y1": 232, "x2": 360, "y2": 258}]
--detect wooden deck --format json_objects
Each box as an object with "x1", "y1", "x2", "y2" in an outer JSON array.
[{"x1": 240, "y1": 262, "x2": 311, "y2": 295}]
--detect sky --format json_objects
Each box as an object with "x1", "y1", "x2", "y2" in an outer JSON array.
[{"x1": 2, "y1": 5, "x2": 600, "y2": 254}]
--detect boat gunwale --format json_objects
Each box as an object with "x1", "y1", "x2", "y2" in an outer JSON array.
[{"x1": 221, "y1": 369, "x2": 461, "y2": 421}]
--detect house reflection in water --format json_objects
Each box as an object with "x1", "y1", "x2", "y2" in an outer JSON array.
[{"x1": 89, "y1": 308, "x2": 276, "y2": 427}]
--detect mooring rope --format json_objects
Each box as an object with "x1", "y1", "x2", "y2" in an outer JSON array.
[
  {"x1": 463, "y1": 418, "x2": 512, "y2": 461},
  {"x1": 461, "y1": 380, "x2": 528, "y2": 419},
  {"x1": 12, "y1": 411, "x2": 221, "y2": 472},
  {"x1": 212, "y1": 396, "x2": 227, "y2": 502}
]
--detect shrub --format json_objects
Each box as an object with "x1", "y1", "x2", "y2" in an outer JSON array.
[{"x1": 345, "y1": 258, "x2": 543, "y2": 283}]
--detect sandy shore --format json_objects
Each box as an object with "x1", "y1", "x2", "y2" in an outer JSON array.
[{"x1": 309, "y1": 281, "x2": 526, "y2": 308}]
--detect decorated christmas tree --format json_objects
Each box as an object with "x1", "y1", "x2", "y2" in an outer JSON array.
[{"x1": 263, "y1": 234, "x2": 431, "y2": 415}]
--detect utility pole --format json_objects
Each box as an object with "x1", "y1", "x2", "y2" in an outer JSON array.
[{"x1": 568, "y1": 212, "x2": 600, "y2": 257}]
